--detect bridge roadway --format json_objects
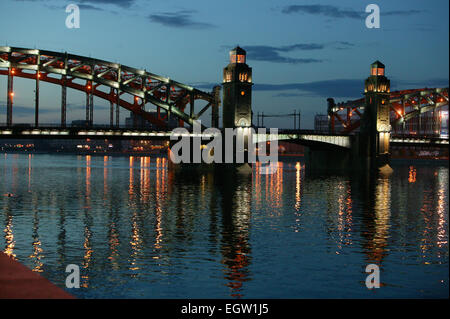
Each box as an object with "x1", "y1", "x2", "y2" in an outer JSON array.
[{"x1": 0, "y1": 125, "x2": 448, "y2": 148}]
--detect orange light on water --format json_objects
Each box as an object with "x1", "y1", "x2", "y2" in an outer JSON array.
[{"x1": 408, "y1": 166, "x2": 416, "y2": 183}]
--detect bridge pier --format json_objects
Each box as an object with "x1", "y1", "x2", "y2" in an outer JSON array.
[
  {"x1": 85, "y1": 91, "x2": 90, "y2": 125},
  {"x1": 89, "y1": 91, "x2": 94, "y2": 126},
  {"x1": 116, "y1": 90, "x2": 120, "y2": 128},
  {"x1": 110, "y1": 100, "x2": 114, "y2": 128},
  {"x1": 35, "y1": 71, "x2": 40, "y2": 127},
  {"x1": 7, "y1": 67, "x2": 13, "y2": 127},
  {"x1": 61, "y1": 76, "x2": 67, "y2": 127},
  {"x1": 211, "y1": 86, "x2": 221, "y2": 128},
  {"x1": 85, "y1": 81, "x2": 94, "y2": 126}
]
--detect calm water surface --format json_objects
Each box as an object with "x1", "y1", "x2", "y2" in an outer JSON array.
[{"x1": 0, "y1": 153, "x2": 448, "y2": 298}]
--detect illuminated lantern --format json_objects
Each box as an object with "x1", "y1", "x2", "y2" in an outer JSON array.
[
  {"x1": 229, "y1": 46, "x2": 246, "y2": 64},
  {"x1": 370, "y1": 60, "x2": 385, "y2": 76}
]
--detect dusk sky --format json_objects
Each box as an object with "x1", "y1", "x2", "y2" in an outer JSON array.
[{"x1": 0, "y1": 0, "x2": 448, "y2": 128}]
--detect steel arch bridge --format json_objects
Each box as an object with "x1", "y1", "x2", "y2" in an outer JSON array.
[
  {"x1": 0, "y1": 46, "x2": 220, "y2": 129},
  {"x1": 327, "y1": 87, "x2": 449, "y2": 134}
]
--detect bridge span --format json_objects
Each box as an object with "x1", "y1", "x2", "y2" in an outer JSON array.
[
  {"x1": 0, "y1": 46, "x2": 220, "y2": 129},
  {"x1": 1, "y1": 125, "x2": 447, "y2": 150}
]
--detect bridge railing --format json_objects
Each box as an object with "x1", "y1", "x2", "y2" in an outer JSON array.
[
  {"x1": 276, "y1": 128, "x2": 352, "y2": 136},
  {"x1": 1, "y1": 124, "x2": 448, "y2": 141}
]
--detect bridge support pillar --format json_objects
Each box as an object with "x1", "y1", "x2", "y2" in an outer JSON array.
[
  {"x1": 35, "y1": 72, "x2": 39, "y2": 127},
  {"x1": 85, "y1": 92, "x2": 90, "y2": 126},
  {"x1": 116, "y1": 90, "x2": 120, "y2": 128},
  {"x1": 211, "y1": 86, "x2": 221, "y2": 128},
  {"x1": 359, "y1": 61, "x2": 393, "y2": 172},
  {"x1": 89, "y1": 92, "x2": 94, "y2": 126},
  {"x1": 85, "y1": 81, "x2": 93, "y2": 126},
  {"x1": 110, "y1": 100, "x2": 114, "y2": 128},
  {"x1": 7, "y1": 68, "x2": 13, "y2": 127},
  {"x1": 61, "y1": 78, "x2": 67, "y2": 127}
]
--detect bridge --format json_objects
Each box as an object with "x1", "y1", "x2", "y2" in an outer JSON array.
[{"x1": 1, "y1": 46, "x2": 448, "y2": 170}]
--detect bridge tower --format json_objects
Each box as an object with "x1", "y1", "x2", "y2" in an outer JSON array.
[
  {"x1": 222, "y1": 47, "x2": 253, "y2": 129},
  {"x1": 360, "y1": 61, "x2": 392, "y2": 170},
  {"x1": 220, "y1": 47, "x2": 253, "y2": 168}
]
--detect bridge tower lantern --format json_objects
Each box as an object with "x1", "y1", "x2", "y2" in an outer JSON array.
[
  {"x1": 222, "y1": 46, "x2": 253, "y2": 128},
  {"x1": 361, "y1": 60, "x2": 392, "y2": 169}
]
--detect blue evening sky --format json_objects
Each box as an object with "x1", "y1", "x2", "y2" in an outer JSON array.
[{"x1": 0, "y1": 0, "x2": 448, "y2": 128}]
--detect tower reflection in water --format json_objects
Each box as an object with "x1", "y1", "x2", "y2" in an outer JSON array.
[
  {"x1": 216, "y1": 170, "x2": 252, "y2": 298},
  {"x1": 357, "y1": 173, "x2": 392, "y2": 266}
]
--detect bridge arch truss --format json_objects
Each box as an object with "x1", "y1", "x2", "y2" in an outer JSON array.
[{"x1": 0, "y1": 46, "x2": 220, "y2": 129}]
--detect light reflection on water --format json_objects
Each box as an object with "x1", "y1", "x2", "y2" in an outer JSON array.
[{"x1": 0, "y1": 154, "x2": 448, "y2": 298}]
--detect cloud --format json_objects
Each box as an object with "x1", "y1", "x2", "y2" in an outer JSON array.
[
  {"x1": 245, "y1": 45, "x2": 324, "y2": 64},
  {"x1": 276, "y1": 43, "x2": 325, "y2": 51},
  {"x1": 66, "y1": 103, "x2": 110, "y2": 111},
  {"x1": 222, "y1": 42, "x2": 353, "y2": 64},
  {"x1": 0, "y1": 104, "x2": 54, "y2": 115},
  {"x1": 385, "y1": 24, "x2": 437, "y2": 32},
  {"x1": 148, "y1": 10, "x2": 215, "y2": 29},
  {"x1": 282, "y1": 5, "x2": 363, "y2": 19},
  {"x1": 45, "y1": 3, "x2": 105, "y2": 11},
  {"x1": 281, "y1": 5, "x2": 421, "y2": 19},
  {"x1": 394, "y1": 78, "x2": 449, "y2": 89},
  {"x1": 194, "y1": 79, "x2": 363, "y2": 98},
  {"x1": 15, "y1": 0, "x2": 135, "y2": 8},
  {"x1": 254, "y1": 79, "x2": 363, "y2": 97},
  {"x1": 77, "y1": 4, "x2": 105, "y2": 11},
  {"x1": 383, "y1": 10, "x2": 422, "y2": 16},
  {"x1": 0, "y1": 103, "x2": 110, "y2": 116},
  {"x1": 272, "y1": 92, "x2": 318, "y2": 98}
]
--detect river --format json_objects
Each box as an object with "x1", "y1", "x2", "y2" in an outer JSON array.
[{"x1": 0, "y1": 153, "x2": 448, "y2": 298}]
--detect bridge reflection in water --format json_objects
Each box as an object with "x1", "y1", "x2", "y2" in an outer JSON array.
[{"x1": 1, "y1": 154, "x2": 448, "y2": 298}]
